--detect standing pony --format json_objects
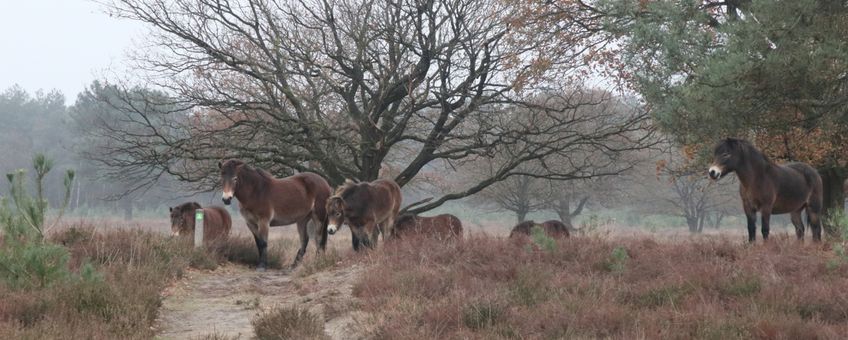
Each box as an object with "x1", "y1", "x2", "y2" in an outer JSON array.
[
  {"x1": 708, "y1": 138, "x2": 823, "y2": 242},
  {"x1": 326, "y1": 179, "x2": 402, "y2": 250},
  {"x1": 219, "y1": 159, "x2": 332, "y2": 270}
]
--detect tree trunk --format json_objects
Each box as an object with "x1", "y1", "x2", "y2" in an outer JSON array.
[
  {"x1": 686, "y1": 216, "x2": 699, "y2": 233},
  {"x1": 713, "y1": 212, "x2": 724, "y2": 229},
  {"x1": 558, "y1": 211, "x2": 572, "y2": 228},
  {"x1": 819, "y1": 167, "x2": 847, "y2": 236},
  {"x1": 516, "y1": 209, "x2": 528, "y2": 224},
  {"x1": 556, "y1": 199, "x2": 571, "y2": 226},
  {"x1": 556, "y1": 196, "x2": 587, "y2": 229}
]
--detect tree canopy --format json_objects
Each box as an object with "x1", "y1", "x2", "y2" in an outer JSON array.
[
  {"x1": 602, "y1": 0, "x2": 848, "y2": 213},
  {"x1": 95, "y1": 0, "x2": 655, "y2": 212}
]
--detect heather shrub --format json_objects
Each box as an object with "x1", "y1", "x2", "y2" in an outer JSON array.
[
  {"x1": 252, "y1": 306, "x2": 328, "y2": 340},
  {"x1": 354, "y1": 234, "x2": 848, "y2": 338}
]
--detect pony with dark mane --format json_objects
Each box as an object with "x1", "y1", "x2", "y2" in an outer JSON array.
[
  {"x1": 509, "y1": 220, "x2": 570, "y2": 238},
  {"x1": 708, "y1": 138, "x2": 823, "y2": 242},
  {"x1": 219, "y1": 159, "x2": 332, "y2": 270},
  {"x1": 393, "y1": 214, "x2": 463, "y2": 240},
  {"x1": 326, "y1": 179, "x2": 402, "y2": 250},
  {"x1": 169, "y1": 202, "x2": 232, "y2": 243}
]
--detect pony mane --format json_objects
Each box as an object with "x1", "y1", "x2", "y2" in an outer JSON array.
[
  {"x1": 254, "y1": 167, "x2": 273, "y2": 179},
  {"x1": 333, "y1": 179, "x2": 359, "y2": 197},
  {"x1": 734, "y1": 138, "x2": 772, "y2": 164},
  {"x1": 240, "y1": 162, "x2": 273, "y2": 180},
  {"x1": 177, "y1": 201, "x2": 202, "y2": 212}
]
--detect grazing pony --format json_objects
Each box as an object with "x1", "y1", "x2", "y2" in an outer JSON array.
[
  {"x1": 326, "y1": 179, "x2": 402, "y2": 250},
  {"x1": 509, "y1": 220, "x2": 570, "y2": 238},
  {"x1": 169, "y1": 202, "x2": 232, "y2": 243},
  {"x1": 708, "y1": 138, "x2": 823, "y2": 242},
  {"x1": 393, "y1": 214, "x2": 464, "y2": 240},
  {"x1": 219, "y1": 159, "x2": 332, "y2": 270}
]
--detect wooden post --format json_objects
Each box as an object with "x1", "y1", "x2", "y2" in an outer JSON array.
[{"x1": 194, "y1": 209, "x2": 204, "y2": 248}]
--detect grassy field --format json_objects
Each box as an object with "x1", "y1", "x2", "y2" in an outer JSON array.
[
  {"x1": 2, "y1": 218, "x2": 847, "y2": 339},
  {"x1": 353, "y1": 233, "x2": 848, "y2": 339}
]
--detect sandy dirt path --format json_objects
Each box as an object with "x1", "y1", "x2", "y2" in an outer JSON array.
[{"x1": 153, "y1": 262, "x2": 371, "y2": 340}]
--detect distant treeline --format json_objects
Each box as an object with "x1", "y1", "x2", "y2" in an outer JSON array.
[{"x1": 0, "y1": 84, "x2": 203, "y2": 219}]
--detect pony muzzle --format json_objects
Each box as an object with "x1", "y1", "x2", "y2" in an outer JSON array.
[
  {"x1": 327, "y1": 224, "x2": 338, "y2": 235},
  {"x1": 222, "y1": 191, "x2": 234, "y2": 205},
  {"x1": 708, "y1": 165, "x2": 723, "y2": 180}
]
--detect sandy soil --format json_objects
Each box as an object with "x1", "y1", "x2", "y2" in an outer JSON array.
[{"x1": 154, "y1": 261, "x2": 371, "y2": 340}]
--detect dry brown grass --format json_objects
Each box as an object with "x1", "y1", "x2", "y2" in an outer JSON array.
[
  {"x1": 354, "y1": 234, "x2": 848, "y2": 339},
  {"x1": 0, "y1": 226, "x2": 191, "y2": 339},
  {"x1": 204, "y1": 235, "x2": 296, "y2": 270}
]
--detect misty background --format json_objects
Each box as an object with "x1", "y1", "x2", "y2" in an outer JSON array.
[{"x1": 1, "y1": 0, "x2": 800, "y2": 234}]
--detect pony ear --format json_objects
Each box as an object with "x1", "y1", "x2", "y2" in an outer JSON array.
[
  {"x1": 218, "y1": 160, "x2": 223, "y2": 169},
  {"x1": 169, "y1": 207, "x2": 173, "y2": 212}
]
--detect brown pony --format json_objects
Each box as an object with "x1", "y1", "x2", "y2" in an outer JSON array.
[
  {"x1": 326, "y1": 179, "x2": 402, "y2": 250},
  {"x1": 708, "y1": 138, "x2": 823, "y2": 242},
  {"x1": 219, "y1": 159, "x2": 332, "y2": 270},
  {"x1": 169, "y1": 202, "x2": 232, "y2": 243},
  {"x1": 393, "y1": 214, "x2": 463, "y2": 239},
  {"x1": 509, "y1": 220, "x2": 570, "y2": 238}
]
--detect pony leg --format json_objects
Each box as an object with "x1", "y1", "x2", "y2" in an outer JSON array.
[
  {"x1": 248, "y1": 220, "x2": 270, "y2": 271},
  {"x1": 383, "y1": 217, "x2": 396, "y2": 240},
  {"x1": 357, "y1": 221, "x2": 378, "y2": 249},
  {"x1": 316, "y1": 218, "x2": 329, "y2": 254},
  {"x1": 351, "y1": 232, "x2": 361, "y2": 252},
  {"x1": 369, "y1": 223, "x2": 380, "y2": 248},
  {"x1": 760, "y1": 208, "x2": 772, "y2": 241},
  {"x1": 790, "y1": 211, "x2": 805, "y2": 241},
  {"x1": 245, "y1": 221, "x2": 264, "y2": 270},
  {"x1": 350, "y1": 225, "x2": 370, "y2": 251},
  {"x1": 745, "y1": 211, "x2": 757, "y2": 243},
  {"x1": 293, "y1": 219, "x2": 310, "y2": 268},
  {"x1": 808, "y1": 210, "x2": 823, "y2": 242}
]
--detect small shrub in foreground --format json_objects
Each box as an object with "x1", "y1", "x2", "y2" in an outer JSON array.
[
  {"x1": 0, "y1": 240, "x2": 72, "y2": 290},
  {"x1": 252, "y1": 306, "x2": 328, "y2": 340},
  {"x1": 594, "y1": 245, "x2": 629, "y2": 273},
  {"x1": 826, "y1": 243, "x2": 848, "y2": 271},
  {"x1": 530, "y1": 225, "x2": 556, "y2": 252},
  {"x1": 462, "y1": 300, "x2": 504, "y2": 331}
]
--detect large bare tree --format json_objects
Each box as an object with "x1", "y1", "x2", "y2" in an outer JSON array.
[
  {"x1": 470, "y1": 88, "x2": 647, "y2": 221},
  {"x1": 93, "y1": 0, "x2": 653, "y2": 213}
]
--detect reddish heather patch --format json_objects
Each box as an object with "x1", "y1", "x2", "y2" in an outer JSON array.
[{"x1": 354, "y1": 234, "x2": 848, "y2": 339}]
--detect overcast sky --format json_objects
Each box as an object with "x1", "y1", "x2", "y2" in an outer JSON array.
[{"x1": 0, "y1": 0, "x2": 143, "y2": 103}]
